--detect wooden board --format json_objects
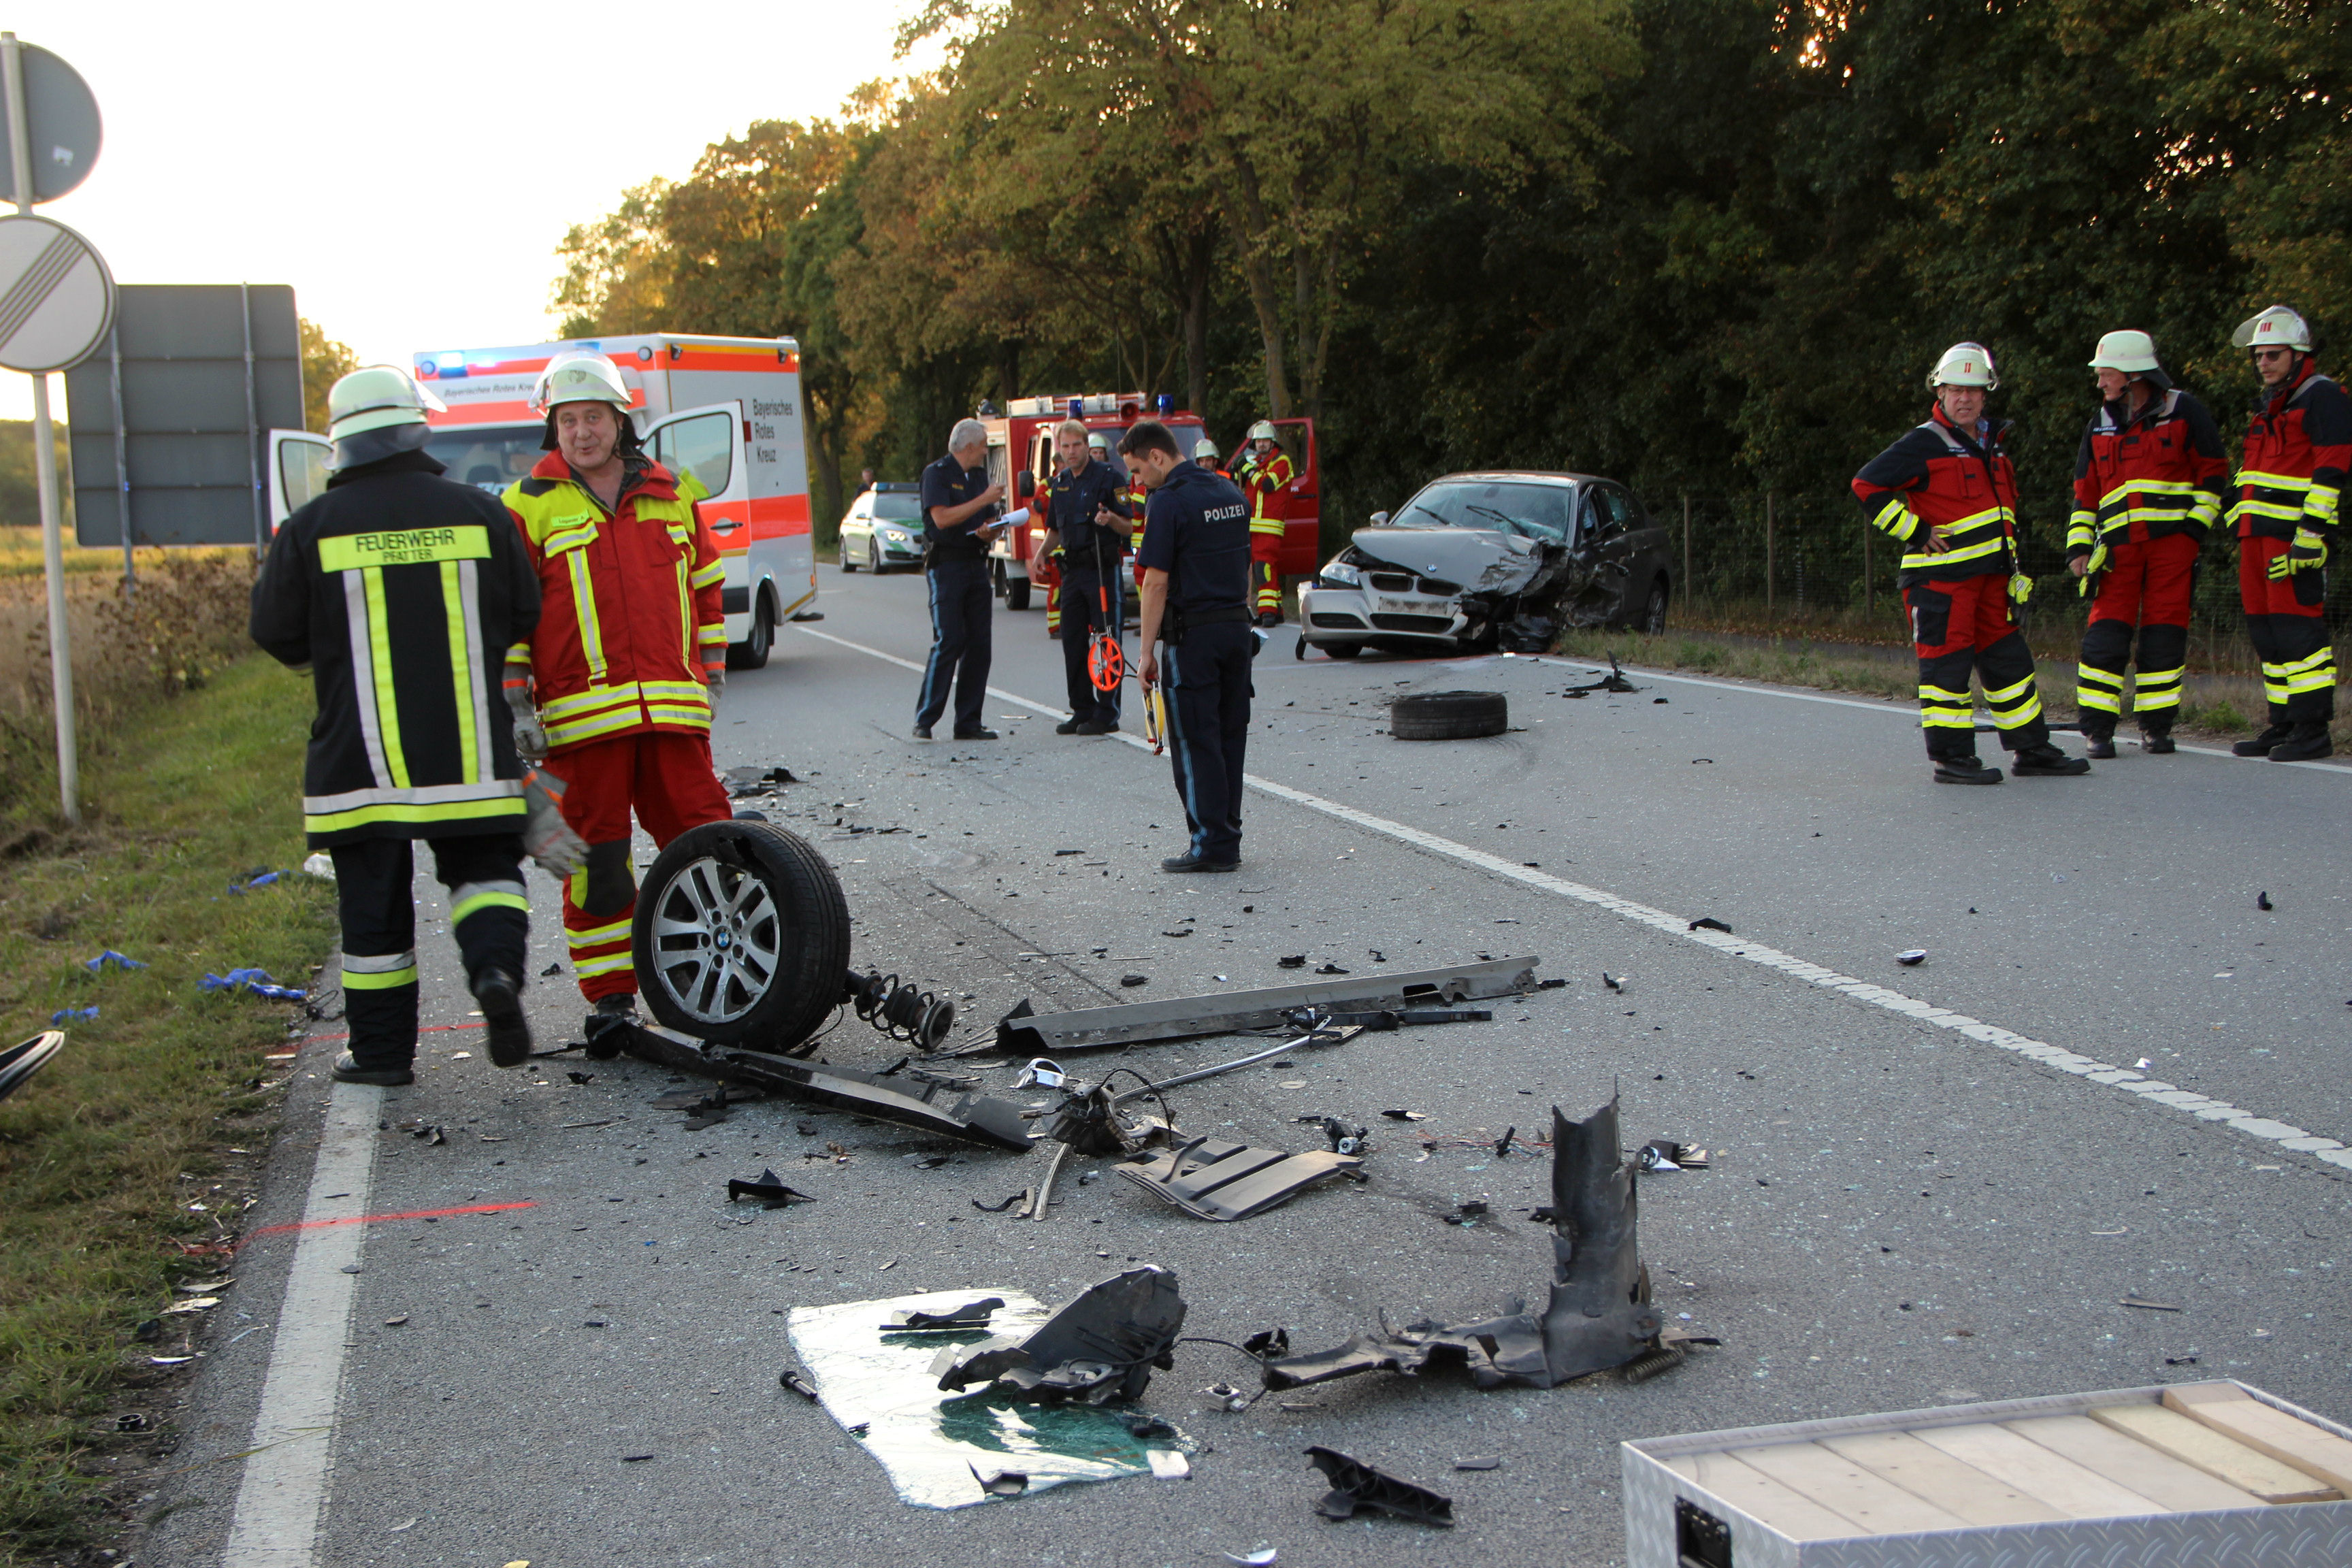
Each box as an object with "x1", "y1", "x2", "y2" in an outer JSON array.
[
  {"x1": 1730, "y1": 1441, "x2": 1971, "y2": 1537},
  {"x1": 1663, "y1": 1451, "x2": 1860, "y2": 1541},
  {"x1": 1821, "y1": 1429, "x2": 2068, "y2": 1526},
  {"x1": 2005, "y1": 1413, "x2": 2264, "y2": 1514},
  {"x1": 2089, "y1": 1403, "x2": 2342, "y2": 1504},
  {"x1": 2165, "y1": 1382, "x2": 2352, "y2": 1494},
  {"x1": 1910, "y1": 1422, "x2": 2168, "y2": 1519}
]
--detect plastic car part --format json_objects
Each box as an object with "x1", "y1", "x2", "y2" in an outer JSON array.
[
  {"x1": 0, "y1": 1030, "x2": 64, "y2": 1103},
  {"x1": 1114, "y1": 1137, "x2": 1364, "y2": 1222},
  {"x1": 633, "y1": 820, "x2": 851, "y2": 1052},
  {"x1": 991, "y1": 956, "x2": 1540, "y2": 1054},
  {"x1": 725, "y1": 1168, "x2": 813, "y2": 1207},
  {"x1": 1262, "y1": 1098, "x2": 1663, "y2": 1392},
  {"x1": 616, "y1": 1021, "x2": 1035, "y2": 1153},
  {"x1": 1305, "y1": 1446, "x2": 1454, "y2": 1526},
  {"x1": 932, "y1": 1266, "x2": 1186, "y2": 1404},
  {"x1": 885, "y1": 1297, "x2": 1004, "y2": 1332}
]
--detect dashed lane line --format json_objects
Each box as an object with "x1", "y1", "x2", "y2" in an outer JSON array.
[
  {"x1": 220, "y1": 1079, "x2": 382, "y2": 1568},
  {"x1": 799, "y1": 624, "x2": 2351, "y2": 1173}
]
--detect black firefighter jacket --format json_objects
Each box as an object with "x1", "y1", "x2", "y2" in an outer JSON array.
[{"x1": 250, "y1": 449, "x2": 542, "y2": 846}]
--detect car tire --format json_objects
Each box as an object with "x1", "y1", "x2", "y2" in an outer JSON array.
[
  {"x1": 1390, "y1": 689, "x2": 1508, "y2": 740},
  {"x1": 1322, "y1": 642, "x2": 1362, "y2": 659},
  {"x1": 726, "y1": 591, "x2": 774, "y2": 670},
  {"x1": 633, "y1": 820, "x2": 851, "y2": 1054},
  {"x1": 1006, "y1": 576, "x2": 1031, "y2": 612},
  {"x1": 839, "y1": 536, "x2": 858, "y2": 572},
  {"x1": 1627, "y1": 578, "x2": 1667, "y2": 636},
  {"x1": 869, "y1": 539, "x2": 884, "y2": 573}
]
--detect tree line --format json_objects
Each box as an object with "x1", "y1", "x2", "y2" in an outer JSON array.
[{"x1": 552, "y1": 0, "x2": 2348, "y2": 555}]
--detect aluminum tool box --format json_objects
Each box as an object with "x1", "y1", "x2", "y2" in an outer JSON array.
[{"x1": 1622, "y1": 1379, "x2": 2352, "y2": 1567}]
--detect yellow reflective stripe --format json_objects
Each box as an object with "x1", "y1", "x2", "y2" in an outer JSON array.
[
  {"x1": 566, "y1": 916, "x2": 633, "y2": 947},
  {"x1": 691, "y1": 560, "x2": 727, "y2": 589},
  {"x1": 1983, "y1": 673, "x2": 2036, "y2": 704},
  {"x1": 573, "y1": 951, "x2": 636, "y2": 978},
  {"x1": 1991, "y1": 694, "x2": 2042, "y2": 725},
  {"x1": 304, "y1": 796, "x2": 527, "y2": 835},
  {"x1": 2098, "y1": 478, "x2": 2199, "y2": 504},
  {"x1": 451, "y1": 888, "x2": 527, "y2": 924},
  {"x1": 2237, "y1": 470, "x2": 2314, "y2": 492},
  {"x1": 440, "y1": 560, "x2": 479, "y2": 784},
  {"x1": 676, "y1": 551, "x2": 693, "y2": 670},
  {"x1": 646, "y1": 708, "x2": 713, "y2": 730},
  {"x1": 318, "y1": 524, "x2": 489, "y2": 573},
  {"x1": 696, "y1": 625, "x2": 728, "y2": 644},
  {"x1": 1918, "y1": 684, "x2": 1972, "y2": 704},
  {"x1": 2305, "y1": 487, "x2": 2340, "y2": 524},
  {"x1": 541, "y1": 520, "x2": 600, "y2": 554},
  {"x1": 1901, "y1": 536, "x2": 2006, "y2": 570},
  {"x1": 2278, "y1": 647, "x2": 2334, "y2": 676},
  {"x1": 342, "y1": 963, "x2": 418, "y2": 991},
  {"x1": 640, "y1": 681, "x2": 708, "y2": 701},
  {"x1": 566, "y1": 549, "x2": 606, "y2": 681},
  {"x1": 1869, "y1": 497, "x2": 1917, "y2": 539},
  {"x1": 540, "y1": 683, "x2": 642, "y2": 719},
  {"x1": 546, "y1": 707, "x2": 643, "y2": 746},
  {"x1": 344, "y1": 949, "x2": 416, "y2": 974},
  {"x1": 360, "y1": 567, "x2": 410, "y2": 788}
]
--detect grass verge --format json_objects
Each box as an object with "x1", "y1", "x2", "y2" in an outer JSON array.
[{"x1": 0, "y1": 653, "x2": 335, "y2": 1563}]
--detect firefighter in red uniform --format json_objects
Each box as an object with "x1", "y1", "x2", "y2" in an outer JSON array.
[
  {"x1": 2064, "y1": 331, "x2": 2228, "y2": 757},
  {"x1": 1036, "y1": 444, "x2": 1068, "y2": 638},
  {"x1": 1240, "y1": 420, "x2": 1293, "y2": 625},
  {"x1": 1854, "y1": 343, "x2": 2091, "y2": 784},
  {"x1": 501, "y1": 352, "x2": 734, "y2": 1034},
  {"x1": 2225, "y1": 305, "x2": 2349, "y2": 762}
]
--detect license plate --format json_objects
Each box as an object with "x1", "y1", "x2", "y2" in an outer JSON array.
[{"x1": 1373, "y1": 597, "x2": 1439, "y2": 615}]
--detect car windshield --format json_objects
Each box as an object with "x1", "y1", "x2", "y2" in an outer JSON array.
[
  {"x1": 1394, "y1": 480, "x2": 1574, "y2": 541},
  {"x1": 871, "y1": 493, "x2": 922, "y2": 522},
  {"x1": 425, "y1": 425, "x2": 544, "y2": 495}
]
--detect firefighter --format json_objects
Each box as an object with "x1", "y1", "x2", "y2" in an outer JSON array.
[
  {"x1": 2225, "y1": 306, "x2": 2349, "y2": 761},
  {"x1": 2065, "y1": 331, "x2": 2228, "y2": 757},
  {"x1": 1041, "y1": 419, "x2": 1134, "y2": 734},
  {"x1": 1853, "y1": 343, "x2": 2090, "y2": 784},
  {"x1": 1240, "y1": 421, "x2": 1293, "y2": 625},
  {"x1": 1127, "y1": 419, "x2": 1255, "y2": 870},
  {"x1": 501, "y1": 351, "x2": 734, "y2": 1033},
  {"x1": 251, "y1": 367, "x2": 545, "y2": 1085},
  {"x1": 1038, "y1": 444, "x2": 1066, "y2": 639}
]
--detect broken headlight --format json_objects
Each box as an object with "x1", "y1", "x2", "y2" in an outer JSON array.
[{"x1": 1318, "y1": 557, "x2": 1363, "y2": 589}]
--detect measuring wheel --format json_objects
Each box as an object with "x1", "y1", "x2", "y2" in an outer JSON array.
[{"x1": 632, "y1": 820, "x2": 851, "y2": 1054}]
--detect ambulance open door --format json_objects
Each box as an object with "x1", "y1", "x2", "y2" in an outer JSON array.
[
  {"x1": 647, "y1": 402, "x2": 766, "y2": 660},
  {"x1": 267, "y1": 430, "x2": 333, "y2": 535}
]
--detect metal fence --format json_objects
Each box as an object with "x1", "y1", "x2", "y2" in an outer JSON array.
[{"x1": 1658, "y1": 493, "x2": 2352, "y2": 674}]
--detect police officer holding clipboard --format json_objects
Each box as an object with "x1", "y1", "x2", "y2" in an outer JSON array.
[{"x1": 1123, "y1": 419, "x2": 1256, "y2": 872}]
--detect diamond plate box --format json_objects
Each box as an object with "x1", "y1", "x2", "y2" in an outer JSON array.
[{"x1": 1622, "y1": 1380, "x2": 2352, "y2": 1567}]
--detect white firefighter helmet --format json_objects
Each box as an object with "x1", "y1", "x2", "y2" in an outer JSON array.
[
  {"x1": 1247, "y1": 419, "x2": 1278, "y2": 443},
  {"x1": 530, "y1": 350, "x2": 634, "y2": 414},
  {"x1": 1087, "y1": 429, "x2": 1110, "y2": 452},
  {"x1": 1927, "y1": 342, "x2": 1999, "y2": 391},
  {"x1": 2232, "y1": 305, "x2": 2313, "y2": 353},
  {"x1": 2089, "y1": 330, "x2": 2161, "y2": 374},
  {"x1": 327, "y1": 365, "x2": 445, "y2": 442},
  {"x1": 1195, "y1": 438, "x2": 1219, "y2": 464}
]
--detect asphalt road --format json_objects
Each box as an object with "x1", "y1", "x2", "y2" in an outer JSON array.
[{"x1": 148, "y1": 568, "x2": 2352, "y2": 1568}]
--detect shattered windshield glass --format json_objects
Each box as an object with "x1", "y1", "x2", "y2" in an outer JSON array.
[{"x1": 1394, "y1": 480, "x2": 1575, "y2": 541}]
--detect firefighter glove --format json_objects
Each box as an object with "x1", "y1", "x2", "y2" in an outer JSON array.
[
  {"x1": 2269, "y1": 528, "x2": 2328, "y2": 579},
  {"x1": 2008, "y1": 572, "x2": 2034, "y2": 605},
  {"x1": 705, "y1": 666, "x2": 726, "y2": 706},
  {"x1": 520, "y1": 768, "x2": 590, "y2": 877},
  {"x1": 511, "y1": 708, "x2": 550, "y2": 765}
]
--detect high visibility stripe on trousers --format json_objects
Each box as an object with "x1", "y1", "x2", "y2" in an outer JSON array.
[
  {"x1": 2132, "y1": 665, "x2": 2184, "y2": 713},
  {"x1": 564, "y1": 908, "x2": 635, "y2": 980},
  {"x1": 343, "y1": 948, "x2": 419, "y2": 991},
  {"x1": 1917, "y1": 683, "x2": 1974, "y2": 732},
  {"x1": 1983, "y1": 670, "x2": 2042, "y2": 730},
  {"x1": 2264, "y1": 646, "x2": 2337, "y2": 708},
  {"x1": 2075, "y1": 664, "x2": 2125, "y2": 716}
]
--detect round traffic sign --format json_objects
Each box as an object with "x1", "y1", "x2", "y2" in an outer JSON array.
[
  {"x1": 0, "y1": 44, "x2": 102, "y2": 203},
  {"x1": 0, "y1": 212, "x2": 113, "y2": 372}
]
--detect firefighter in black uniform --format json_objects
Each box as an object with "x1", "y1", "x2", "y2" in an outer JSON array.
[
  {"x1": 250, "y1": 367, "x2": 548, "y2": 1085},
  {"x1": 1126, "y1": 419, "x2": 1256, "y2": 871},
  {"x1": 1041, "y1": 417, "x2": 1134, "y2": 734}
]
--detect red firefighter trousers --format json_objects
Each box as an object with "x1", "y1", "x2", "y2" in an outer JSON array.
[
  {"x1": 550, "y1": 732, "x2": 732, "y2": 1002},
  {"x1": 2075, "y1": 533, "x2": 2198, "y2": 730},
  {"x1": 2238, "y1": 534, "x2": 2336, "y2": 725}
]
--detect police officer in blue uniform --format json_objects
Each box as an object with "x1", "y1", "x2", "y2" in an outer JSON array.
[
  {"x1": 1125, "y1": 419, "x2": 1255, "y2": 872},
  {"x1": 1042, "y1": 418, "x2": 1135, "y2": 734},
  {"x1": 915, "y1": 418, "x2": 1012, "y2": 740}
]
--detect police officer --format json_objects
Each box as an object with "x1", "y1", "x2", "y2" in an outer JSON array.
[
  {"x1": 1040, "y1": 419, "x2": 1134, "y2": 734},
  {"x1": 1126, "y1": 419, "x2": 1255, "y2": 871},
  {"x1": 250, "y1": 367, "x2": 546, "y2": 1085},
  {"x1": 915, "y1": 418, "x2": 1013, "y2": 739}
]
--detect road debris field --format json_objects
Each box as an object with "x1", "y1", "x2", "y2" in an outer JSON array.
[{"x1": 150, "y1": 572, "x2": 2352, "y2": 1568}]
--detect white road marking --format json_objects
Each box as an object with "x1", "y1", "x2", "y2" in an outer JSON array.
[
  {"x1": 801, "y1": 624, "x2": 2350, "y2": 1171},
  {"x1": 221, "y1": 1079, "x2": 382, "y2": 1567}
]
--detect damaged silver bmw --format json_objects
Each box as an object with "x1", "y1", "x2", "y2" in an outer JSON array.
[{"x1": 1296, "y1": 472, "x2": 1670, "y2": 658}]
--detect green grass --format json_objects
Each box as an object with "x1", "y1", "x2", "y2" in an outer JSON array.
[{"x1": 0, "y1": 654, "x2": 336, "y2": 1561}]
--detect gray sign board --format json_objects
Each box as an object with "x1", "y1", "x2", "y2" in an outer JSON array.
[{"x1": 63, "y1": 284, "x2": 304, "y2": 548}]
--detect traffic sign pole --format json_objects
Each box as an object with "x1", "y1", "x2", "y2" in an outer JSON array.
[{"x1": 3, "y1": 33, "x2": 75, "y2": 824}]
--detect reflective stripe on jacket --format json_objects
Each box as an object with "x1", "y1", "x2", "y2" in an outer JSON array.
[
  {"x1": 2230, "y1": 364, "x2": 2352, "y2": 542},
  {"x1": 2067, "y1": 387, "x2": 2227, "y2": 556},
  {"x1": 248, "y1": 449, "x2": 542, "y2": 845},
  {"x1": 503, "y1": 453, "x2": 727, "y2": 751},
  {"x1": 1851, "y1": 408, "x2": 2019, "y2": 585},
  {"x1": 1246, "y1": 451, "x2": 1294, "y2": 535}
]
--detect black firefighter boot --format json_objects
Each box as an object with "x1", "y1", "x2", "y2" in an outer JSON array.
[
  {"x1": 2233, "y1": 722, "x2": 2293, "y2": 757},
  {"x1": 2268, "y1": 721, "x2": 2334, "y2": 762},
  {"x1": 2080, "y1": 719, "x2": 2117, "y2": 761},
  {"x1": 2138, "y1": 715, "x2": 2177, "y2": 755},
  {"x1": 1932, "y1": 749, "x2": 2004, "y2": 785},
  {"x1": 2012, "y1": 741, "x2": 2093, "y2": 776}
]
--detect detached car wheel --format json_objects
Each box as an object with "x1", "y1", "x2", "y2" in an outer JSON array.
[
  {"x1": 1390, "y1": 689, "x2": 1509, "y2": 740},
  {"x1": 633, "y1": 820, "x2": 851, "y2": 1054},
  {"x1": 1322, "y1": 642, "x2": 1363, "y2": 659}
]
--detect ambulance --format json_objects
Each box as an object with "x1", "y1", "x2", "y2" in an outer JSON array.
[{"x1": 274, "y1": 333, "x2": 817, "y2": 669}]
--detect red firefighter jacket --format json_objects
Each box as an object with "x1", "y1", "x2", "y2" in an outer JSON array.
[
  {"x1": 502, "y1": 453, "x2": 728, "y2": 752},
  {"x1": 1851, "y1": 406, "x2": 2020, "y2": 585},
  {"x1": 2231, "y1": 361, "x2": 2352, "y2": 542},
  {"x1": 2065, "y1": 387, "x2": 2227, "y2": 558}
]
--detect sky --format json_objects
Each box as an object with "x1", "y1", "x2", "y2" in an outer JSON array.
[{"x1": 5, "y1": 0, "x2": 933, "y2": 421}]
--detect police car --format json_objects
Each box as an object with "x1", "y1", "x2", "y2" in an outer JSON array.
[{"x1": 837, "y1": 481, "x2": 926, "y2": 572}]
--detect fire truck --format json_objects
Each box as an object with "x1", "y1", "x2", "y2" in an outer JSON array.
[
  {"x1": 372, "y1": 334, "x2": 816, "y2": 669},
  {"x1": 982, "y1": 393, "x2": 1320, "y2": 610}
]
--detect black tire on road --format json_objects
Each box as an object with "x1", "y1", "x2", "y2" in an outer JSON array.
[
  {"x1": 869, "y1": 539, "x2": 884, "y2": 573},
  {"x1": 726, "y1": 592, "x2": 774, "y2": 670},
  {"x1": 1322, "y1": 642, "x2": 1363, "y2": 659},
  {"x1": 1390, "y1": 689, "x2": 1508, "y2": 740},
  {"x1": 633, "y1": 820, "x2": 851, "y2": 1054},
  {"x1": 840, "y1": 538, "x2": 858, "y2": 572},
  {"x1": 1634, "y1": 578, "x2": 1667, "y2": 636},
  {"x1": 1005, "y1": 574, "x2": 1032, "y2": 612}
]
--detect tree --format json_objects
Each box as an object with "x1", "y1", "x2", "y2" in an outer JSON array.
[
  {"x1": 299, "y1": 318, "x2": 359, "y2": 435},
  {"x1": 553, "y1": 181, "x2": 674, "y2": 338}
]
